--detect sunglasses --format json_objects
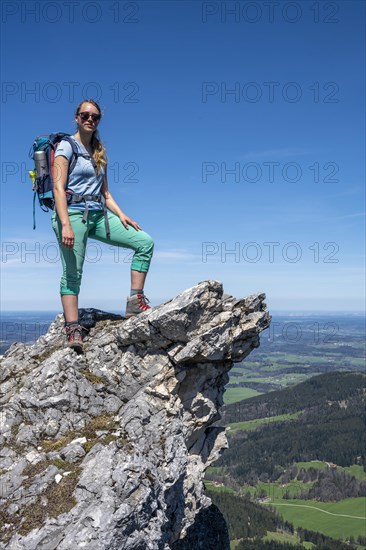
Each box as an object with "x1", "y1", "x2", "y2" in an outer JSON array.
[{"x1": 78, "y1": 111, "x2": 101, "y2": 122}]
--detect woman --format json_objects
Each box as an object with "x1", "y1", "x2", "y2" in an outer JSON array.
[{"x1": 52, "y1": 99, "x2": 154, "y2": 353}]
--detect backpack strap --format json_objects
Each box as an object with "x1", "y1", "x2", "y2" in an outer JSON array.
[
  {"x1": 51, "y1": 134, "x2": 80, "y2": 176},
  {"x1": 68, "y1": 193, "x2": 111, "y2": 238},
  {"x1": 52, "y1": 136, "x2": 111, "y2": 238}
]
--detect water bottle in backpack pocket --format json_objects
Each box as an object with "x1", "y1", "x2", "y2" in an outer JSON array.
[{"x1": 34, "y1": 150, "x2": 49, "y2": 179}]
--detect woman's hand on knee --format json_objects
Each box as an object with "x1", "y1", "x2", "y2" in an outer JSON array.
[{"x1": 119, "y1": 212, "x2": 141, "y2": 231}]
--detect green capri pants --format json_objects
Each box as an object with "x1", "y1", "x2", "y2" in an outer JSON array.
[{"x1": 52, "y1": 209, "x2": 154, "y2": 295}]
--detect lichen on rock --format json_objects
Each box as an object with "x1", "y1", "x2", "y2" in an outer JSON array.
[{"x1": 0, "y1": 280, "x2": 270, "y2": 549}]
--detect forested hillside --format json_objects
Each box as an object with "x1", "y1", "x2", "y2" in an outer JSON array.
[
  {"x1": 207, "y1": 363, "x2": 365, "y2": 548},
  {"x1": 215, "y1": 372, "x2": 366, "y2": 484},
  {"x1": 222, "y1": 372, "x2": 365, "y2": 423}
]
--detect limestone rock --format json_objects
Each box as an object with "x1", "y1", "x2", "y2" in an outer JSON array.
[{"x1": 0, "y1": 280, "x2": 270, "y2": 549}]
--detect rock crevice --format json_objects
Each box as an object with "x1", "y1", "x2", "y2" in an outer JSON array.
[{"x1": 0, "y1": 280, "x2": 270, "y2": 549}]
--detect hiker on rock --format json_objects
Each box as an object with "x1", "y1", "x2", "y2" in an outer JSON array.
[{"x1": 52, "y1": 99, "x2": 154, "y2": 352}]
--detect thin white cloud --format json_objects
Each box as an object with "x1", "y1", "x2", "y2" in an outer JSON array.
[
  {"x1": 272, "y1": 210, "x2": 365, "y2": 225},
  {"x1": 312, "y1": 212, "x2": 365, "y2": 222},
  {"x1": 1, "y1": 247, "x2": 203, "y2": 270},
  {"x1": 331, "y1": 185, "x2": 364, "y2": 197},
  {"x1": 335, "y1": 212, "x2": 365, "y2": 219},
  {"x1": 154, "y1": 250, "x2": 199, "y2": 261}
]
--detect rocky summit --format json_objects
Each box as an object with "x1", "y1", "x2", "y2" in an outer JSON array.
[{"x1": 0, "y1": 280, "x2": 270, "y2": 549}]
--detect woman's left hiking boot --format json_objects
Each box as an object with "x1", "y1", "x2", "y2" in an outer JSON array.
[
  {"x1": 125, "y1": 293, "x2": 151, "y2": 318},
  {"x1": 65, "y1": 323, "x2": 86, "y2": 353}
]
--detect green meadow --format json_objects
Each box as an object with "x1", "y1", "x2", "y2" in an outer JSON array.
[
  {"x1": 227, "y1": 412, "x2": 302, "y2": 434},
  {"x1": 265, "y1": 497, "x2": 366, "y2": 540},
  {"x1": 264, "y1": 531, "x2": 314, "y2": 548},
  {"x1": 246, "y1": 481, "x2": 314, "y2": 500},
  {"x1": 223, "y1": 387, "x2": 262, "y2": 404}
]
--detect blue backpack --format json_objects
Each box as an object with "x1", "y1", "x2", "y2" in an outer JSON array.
[
  {"x1": 29, "y1": 133, "x2": 79, "y2": 228},
  {"x1": 29, "y1": 133, "x2": 110, "y2": 237}
]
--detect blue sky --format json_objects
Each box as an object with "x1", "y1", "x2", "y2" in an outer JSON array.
[{"x1": 1, "y1": 0, "x2": 365, "y2": 312}]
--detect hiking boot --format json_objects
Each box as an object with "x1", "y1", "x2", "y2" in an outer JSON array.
[
  {"x1": 65, "y1": 323, "x2": 85, "y2": 353},
  {"x1": 125, "y1": 293, "x2": 151, "y2": 318}
]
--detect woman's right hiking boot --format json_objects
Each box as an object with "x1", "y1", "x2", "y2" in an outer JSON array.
[
  {"x1": 65, "y1": 323, "x2": 85, "y2": 353},
  {"x1": 125, "y1": 293, "x2": 151, "y2": 318}
]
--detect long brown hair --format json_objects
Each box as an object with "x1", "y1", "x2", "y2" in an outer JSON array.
[{"x1": 74, "y1": 99, "x2": 107, "y2": 174}]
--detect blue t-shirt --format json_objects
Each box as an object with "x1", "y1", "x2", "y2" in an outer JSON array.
[{"x1": 54, "y1": 135, "x2": 105, "y2": 211}]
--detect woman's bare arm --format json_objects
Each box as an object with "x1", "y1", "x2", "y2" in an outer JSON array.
[{"x1": 53, "y1": 155, "x2": 74, "y2": 247}]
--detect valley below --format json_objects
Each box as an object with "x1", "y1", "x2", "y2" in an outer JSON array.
[{"x1": 205, "y1": 314, "x2": 366, "y2": 550}]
